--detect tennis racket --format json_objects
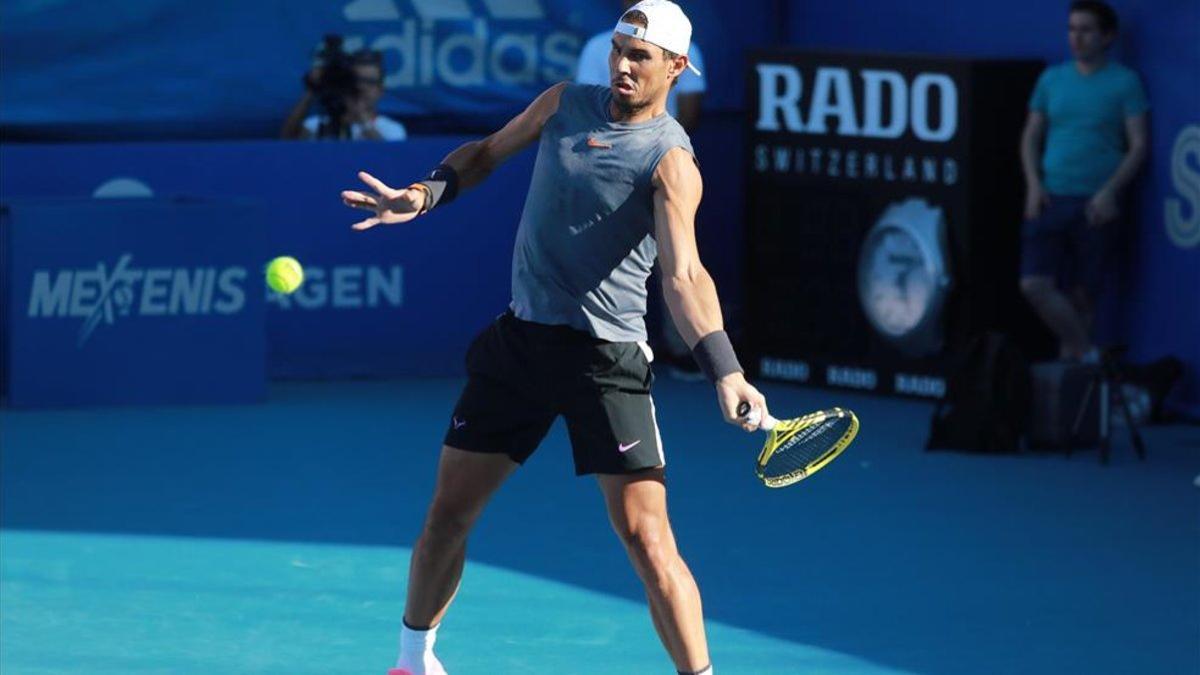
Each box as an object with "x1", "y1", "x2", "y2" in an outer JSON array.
[{"x1": 736, "y1": 402, "x2": 859, "y2": 488}]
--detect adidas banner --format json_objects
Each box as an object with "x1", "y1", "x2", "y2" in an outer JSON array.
[{"x1": 0, "y1": 0, "x2": 767, "y2": 139}]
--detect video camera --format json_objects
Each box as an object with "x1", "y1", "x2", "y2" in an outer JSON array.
[{"x1": 308, "y1": 34, "x2": 381, "y2": 138}]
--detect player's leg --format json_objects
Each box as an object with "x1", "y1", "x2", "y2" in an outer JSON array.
[
  {"x1": 406, "y1": 311, "x2": 556, "y2": 627},
  {"x1": 644, "y1": 587, "x2": 674, "y2": 662},
  {"x1": 597, "y1": 469, "x2": 711, "y2": 673},
  {"x1": 562, "y1": 341, "x2": 710, "y2": 672},
  {"x1": 404, "y1": 445, "x2": 518, "y2": 628},
  {"x1": 391, "y1": 445, "x2": 518, "y2": 675},
  {"x1": 394, "y1": 314, "x2": 556, "y2": 674}
]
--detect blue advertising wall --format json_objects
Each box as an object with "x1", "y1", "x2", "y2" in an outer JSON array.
[
  {"x1": 0, "y1": 141, "x2": 537, "y2": 380},
  {"x1": 2, "y1": 198, "x2": 267, "y2": 406},
  {"x1": 785, "y1": 0, "x2": 1200, "y2": 415}
]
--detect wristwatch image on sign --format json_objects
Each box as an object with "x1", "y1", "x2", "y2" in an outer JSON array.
[{"x1": 856, "y1": 197, "x2": 953, "y2": 358}]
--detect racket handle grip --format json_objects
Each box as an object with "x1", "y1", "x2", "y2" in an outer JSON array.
[{"x1": 736, "y1": 401, "x2": 777, "y2": 431}]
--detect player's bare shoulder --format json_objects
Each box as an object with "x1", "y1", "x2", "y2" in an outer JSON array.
[
  {"x1": 525, "y1": 81, "x2": 570, "y2": 127},
  {"x1": 484, "y1": 82, "x2": 570, "y2": 161},
  {"x1": 653, "y1": 146, "x2": 702, "y2": 201}
]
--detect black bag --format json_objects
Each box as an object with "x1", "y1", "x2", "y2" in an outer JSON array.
[{"x1": 927, "y1": 333, "x2": 1032, "y2": 453}]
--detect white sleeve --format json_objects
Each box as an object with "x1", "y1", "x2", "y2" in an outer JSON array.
[
  {"x1": 575, "y1": 32, "x2": 612, "y2": 86},
  {"x1": 677, "y1": 44, "x2": 707, "y2": 95},
  {"x1": 374, "y1": 116, "x2": 408, "y2": 141}
]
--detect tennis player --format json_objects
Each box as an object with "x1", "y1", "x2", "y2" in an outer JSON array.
[{"x1": 341, "y1": 2, "x2": 768, "y2": 672}]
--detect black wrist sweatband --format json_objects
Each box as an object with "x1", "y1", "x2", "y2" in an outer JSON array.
[
  {"x1": 417, "y1": 164, "x2": 459, "y2": 211},
  {"x1": 691, "y1": 330, "x2": 743, "y2": 383}
]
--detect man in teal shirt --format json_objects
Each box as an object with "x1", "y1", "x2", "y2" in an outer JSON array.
[{"x1": 1019, "y1": 0, "x2": 1148, "y2": 361}]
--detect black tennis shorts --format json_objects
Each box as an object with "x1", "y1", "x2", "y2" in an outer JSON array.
[{"x1": 444, "y1": 311, "x2": 664, "y2": 475}]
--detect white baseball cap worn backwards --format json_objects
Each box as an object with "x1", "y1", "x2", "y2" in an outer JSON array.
[{"x1": 613, "y1": 0, "x2": 702, "y2": 75}]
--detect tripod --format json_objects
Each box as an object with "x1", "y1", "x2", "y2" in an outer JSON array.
[{"x1": 1068, "y1": 348, "x2": 1147, "y2": 464}]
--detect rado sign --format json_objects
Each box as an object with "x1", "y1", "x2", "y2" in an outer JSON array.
[
  {"x1": 744, "y1": 50, "x2": 1048, "y2": 399},
  {"x1": 754, "y1": 64, "x2": 958, "y2": 142}
]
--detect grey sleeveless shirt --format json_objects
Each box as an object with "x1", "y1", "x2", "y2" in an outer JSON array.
[{"x1": 509, "y1": 83, "x2": 695, "y2": 342}]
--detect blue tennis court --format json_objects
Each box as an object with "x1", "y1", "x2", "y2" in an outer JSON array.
[{"x1": 3, "y1": 378, "x2": 1196, "y2": 674}]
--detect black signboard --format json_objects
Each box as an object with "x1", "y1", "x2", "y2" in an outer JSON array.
[{"x1": 745, "y1": 50, "x2": 1048, "y2": 398}]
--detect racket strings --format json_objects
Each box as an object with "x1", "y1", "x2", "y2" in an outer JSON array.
[{"x1": 762, "y1": 416, "x2": 853, "y2": 480}]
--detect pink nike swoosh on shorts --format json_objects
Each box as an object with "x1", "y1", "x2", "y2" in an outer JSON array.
[{"x1": 618, "y1": 440, "x2": 642, "y2": 453}]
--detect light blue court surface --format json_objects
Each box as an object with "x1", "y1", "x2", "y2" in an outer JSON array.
[{"x1": 2, "y1": 379, "x2": 1197, "y2": 674}]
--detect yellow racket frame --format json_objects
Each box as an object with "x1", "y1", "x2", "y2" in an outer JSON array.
[{"x1": 754, "y1": 407, "x2": 859, "y2": 488}]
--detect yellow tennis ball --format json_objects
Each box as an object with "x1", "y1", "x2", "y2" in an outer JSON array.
[{"x1": 265, "y1": 256, "x2": 304, "y2": 294}]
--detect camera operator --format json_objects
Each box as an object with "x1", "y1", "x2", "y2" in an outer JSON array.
[{"x1": 281, "y1": 38, "x2": 406, "y2": 142}]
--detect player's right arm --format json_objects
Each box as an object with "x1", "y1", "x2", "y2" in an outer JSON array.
[
  {"x1": 341, "y1": 82, "x2": 568, "y2": 230},
  {"x1": 653, "y1": 147, "x2": 768, "y2": 431}
]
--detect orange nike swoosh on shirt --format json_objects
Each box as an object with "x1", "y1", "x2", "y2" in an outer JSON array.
[{"x1": 586, "y1": 137, "x2": 612, "y2": 149}]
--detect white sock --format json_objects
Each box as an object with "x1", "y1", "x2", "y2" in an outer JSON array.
[
  {"x1": 395, "y1": 622, "x2": 446, "y2": 675},
  {"x1": 678, "y1": 666, "x2": 713, "y2": 675}
]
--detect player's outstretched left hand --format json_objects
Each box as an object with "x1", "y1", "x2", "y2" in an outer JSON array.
[
  {"x1": 341, "y1": 171, "x2": 426, "y2": 230},
  {"x1": 716, "y1": 372, "x2": 768, "y2": 432}
]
